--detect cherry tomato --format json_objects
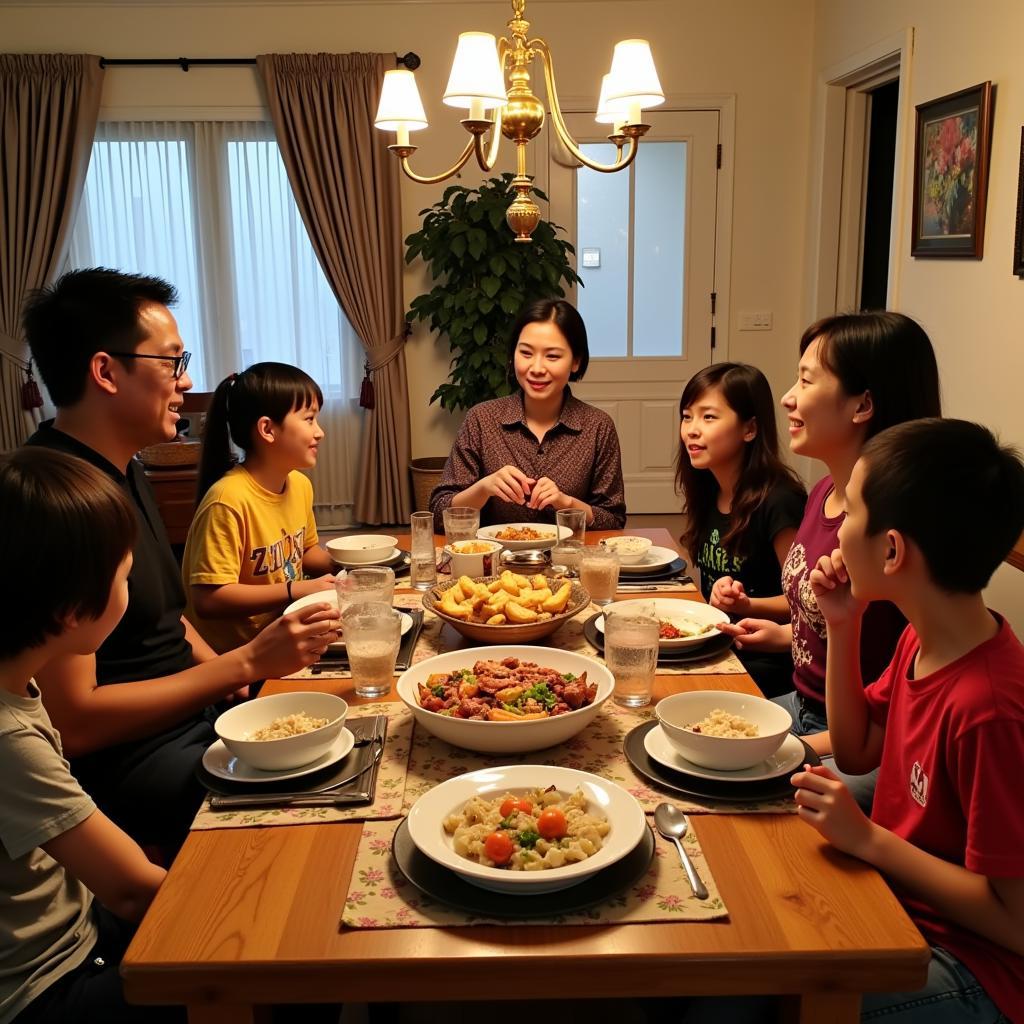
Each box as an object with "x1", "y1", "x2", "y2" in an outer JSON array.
[
  {"x1": 483, "y1": 831, "x2": 514, "y2": 865},
  {"x1": 499, "y1": 797, "x2": 533, "y2": 818},
  {"x1": 537, "y1": 807, "x2": 567, "y2": 840}
]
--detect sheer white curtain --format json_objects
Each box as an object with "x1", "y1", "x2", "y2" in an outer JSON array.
[{"x1": 67, "y1": 120, "x2": 363, "y2": 527}]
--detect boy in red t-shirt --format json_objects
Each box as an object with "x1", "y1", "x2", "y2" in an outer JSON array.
[{"x1": 798, "y1": 417, "x2": 1024, "y2": 1021}]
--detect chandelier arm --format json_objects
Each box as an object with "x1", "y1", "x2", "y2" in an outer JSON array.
[
  {"x1": 532, "y1": 39, "x2": 640, "y2": 173},
  {"x1": 473, "y1": 37, "x2": 510, "y2": 172},
  {"x1": 396, "y1": 138, "x2": 477, "y2": 185}
]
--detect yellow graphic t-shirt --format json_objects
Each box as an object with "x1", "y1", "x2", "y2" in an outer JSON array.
[{"x1": 182, "y1": 465, "x2": 319, "y2": 653}]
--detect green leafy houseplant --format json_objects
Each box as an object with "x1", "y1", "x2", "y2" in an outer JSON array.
[{"x1": 405, "y1": 172, "x2": 582, "y2": 412}]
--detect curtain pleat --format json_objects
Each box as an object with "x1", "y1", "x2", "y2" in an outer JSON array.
[
  {"x1": 257, "y1": 52, "x2": 411, "y2": 525},
  {"x1": 0, "y1": 53, "x2": 103, "y2": 451}
]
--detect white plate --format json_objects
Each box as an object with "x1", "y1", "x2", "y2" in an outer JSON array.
[
  {"x1": 618, "y1": 545, "x2": 680, "y2": 574},
  {"x1": 406, "y1": 764, "x2": 646, "y2": 894},
  {"x1": 202, "y1": 728, "x2": 355, "y2": 783},
  {"x1": 476, "y1": 523, "x2": 571, "y2": 552},
  {"x1": 596, "y1": 599, "x2": 729, "y2": 649},
  {"x1": 330, "y1": 547, "x2": 405, "y2": 569},
  {"x1": 284, "y1": 589, "x2": 413, "y2": 651},
  {"x1": 644, "y1": 726, "x2": 805, "y2": 782}
]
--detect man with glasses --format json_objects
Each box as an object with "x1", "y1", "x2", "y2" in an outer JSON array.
[{"x1": 22, "y1": 268, "x2": 339, "y2": 857}]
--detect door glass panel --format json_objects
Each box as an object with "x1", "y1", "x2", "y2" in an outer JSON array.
[
  {"x1": 575, "y1": 143, "x2": 629, "y2": 358},
  {"x1": 633, "y1": 142, "x2": 686, "y2": 357}
]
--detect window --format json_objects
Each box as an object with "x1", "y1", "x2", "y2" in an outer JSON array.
[{"x1": 67, "y1": 121, "x2": 362, "y2": 522}]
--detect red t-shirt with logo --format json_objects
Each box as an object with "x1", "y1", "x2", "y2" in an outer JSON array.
[{"x1": 865, "y1": 616, "x2": 1024, "y2": 1020}]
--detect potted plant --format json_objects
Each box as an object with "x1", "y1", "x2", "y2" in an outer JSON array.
[{"x1": 405, "y1": 172, "x2": 582, "y2": 413}]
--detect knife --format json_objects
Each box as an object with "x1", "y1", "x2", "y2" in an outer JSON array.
[{"x1": 208, "y1": 727, "x2": 385, "y2": 810}]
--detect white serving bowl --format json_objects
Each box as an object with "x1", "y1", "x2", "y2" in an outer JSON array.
[
  {"x1": 214, "y1": 691, "x2": 348, "y2": 771},
  {"x1": 655, "y1": 690, "x2": 792, "y2": 771},
  {"x1": 406, "y1": 764, "x2": 646, "y2": 893},
  {"x1": 598, "y1": 535, "x2": 653, "y2": 565},
  {"x1": 476, "y1": 523, "x2": 571, "y2": 552},
  {"x1": 396, "y1": 645, "x2": 613, "y2": 753},
  {"x1": 597, "y1": 599, "x2": 730, "y2": 649},
  {"x1": 326, "y1": 534, "x2": 398, "y2": 565}
]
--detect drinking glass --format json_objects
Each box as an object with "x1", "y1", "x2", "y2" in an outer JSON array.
[
  {"x1": 335, "y1": 566, "x2": 395, "y2": 613},
  {"x1": 442, "y1": 506, "x2": 480, "y2": 545},
  {"x1": 604, "y1": 603, "x2": 659, "y2": 708},
  {"x1": 578, "y1": 545, "x2": 620, "y2": 605},
  {"x1": 410, "y1": 511, "x2": 437, "y2": 591},
  {"x1": 556, "y1": 508, "x2": 587, "y2": 545},
  {"x1": 550, "y1": 539, "x2": 584, "y2": 576},
  {"x1": 344, "y1": 602, "x2": 401, "y2": 699}
]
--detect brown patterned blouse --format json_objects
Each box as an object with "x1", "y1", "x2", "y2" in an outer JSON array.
[{"x1": 429, "y1": 390, "x2": 627, "y2": 530}]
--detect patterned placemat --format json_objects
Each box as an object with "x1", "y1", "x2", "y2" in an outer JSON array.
[
  {"x1": 190, "y1": 703, "x2": 414, "y2": 830},
  {"x1": 402, "y1": 701, "x2": 797, "y2": 815},
  {"x1": 341, "y1": 816, "x2": 727, "y2": 929}
]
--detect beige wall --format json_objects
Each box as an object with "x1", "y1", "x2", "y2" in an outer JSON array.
[
  {"x1": 811, "y1": 0, "x2": 1024, "y2": 630},
  {"x1": 0, "y1": 0, "x2": 816, "y2": 460}
]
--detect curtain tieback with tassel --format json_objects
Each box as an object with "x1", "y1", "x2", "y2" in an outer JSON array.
[{"x1": 359, "y1": 324, "x2": 410, "y2": 410}]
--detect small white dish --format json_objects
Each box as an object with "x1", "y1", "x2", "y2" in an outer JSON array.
[
  {"x1": 596, "y1": 599, "x2": 729, "y2": 649},
  {"x1": 644, "y1": 725, "x2": 805, "y2": 781},
  {"x1": 406, "y1": 764, "x2": 646, "y2": 894},
  {"x1": 597, "y1": 535, "x2": 653, "y2": 565},
  {"x1": 202, "y1": 727, "x2": 355, "y2": 783},
  {"x1": 285, "y1": 590, "x2": 412, "y2": 651},
  {"x1": 326, "y1": 534, "x2": 398, "y2": 565},
  {"x1": 330, "y1": 547, "x2": 404, "y2": 569},
  {"x1": 618, "y1": 545, "x2": 680, "y2": 574},
  {"x1": 476, "y1": 523, "x2": 571, "y2": 552}
]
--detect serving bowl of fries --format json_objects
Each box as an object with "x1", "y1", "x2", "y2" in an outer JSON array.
[{"x1": 423, "y1": 571, "x2": 590, "y2": 644}]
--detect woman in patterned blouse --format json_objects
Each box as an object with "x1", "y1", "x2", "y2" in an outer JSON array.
[{"x1": 430, "y1": 299, "x2": 626, "y2": 530}]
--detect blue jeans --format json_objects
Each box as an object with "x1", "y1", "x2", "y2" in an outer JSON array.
[
  {"x1": 677, "y1": 946, "x2": 1009, "y2": 1023},
  {"x1": 772, "y1": 689, "x2": 878, "y2": 814}
]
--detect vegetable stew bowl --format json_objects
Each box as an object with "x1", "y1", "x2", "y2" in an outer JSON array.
[
  {"x1": 396, "y1": 646, "x2": 613, "y2": 753},
  {"x1": 422, "y1": 574, "x2": 590, "y2": 644}
]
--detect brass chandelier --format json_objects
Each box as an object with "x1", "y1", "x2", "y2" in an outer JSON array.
[{"x1": 373, "y1": 0, "x2": 664, "y2": 242}]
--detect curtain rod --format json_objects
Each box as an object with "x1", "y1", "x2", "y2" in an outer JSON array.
[{"x1": 97, "y1": 53, "x2": 420, "y2": 71}]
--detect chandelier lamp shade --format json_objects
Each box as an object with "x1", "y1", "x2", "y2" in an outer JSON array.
[{"x1": 373, "y1": 0, "x2": 664, "y2": 241}]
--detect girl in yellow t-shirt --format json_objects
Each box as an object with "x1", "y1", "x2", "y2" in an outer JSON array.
[{"x1": 182, "y1": 362, "x2": 337, "y2": 653}]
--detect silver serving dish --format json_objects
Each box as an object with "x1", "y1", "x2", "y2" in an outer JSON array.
[{"x1": 499, "y1": 547, "x2": 550, "y2": 571}]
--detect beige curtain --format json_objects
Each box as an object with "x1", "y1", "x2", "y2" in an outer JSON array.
[
  {"x1": 257, "y1": 52, "x2": 411, "y2": 525},
  {"x1": 0, "y1": 53, "x2": 104, "y2": 452}
]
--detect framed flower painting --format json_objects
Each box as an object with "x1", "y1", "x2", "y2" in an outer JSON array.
[{"x1": 911, "y1": 82, "x2": 993, "y2": 258}]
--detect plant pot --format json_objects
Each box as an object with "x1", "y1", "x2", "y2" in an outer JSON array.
[{"x1": 409, "y1": 456, "x2": 447, "y2": 513}]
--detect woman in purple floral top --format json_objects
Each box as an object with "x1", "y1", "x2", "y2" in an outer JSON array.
[
  {"x1": 720, "y1": 313, "x2": 941, "y2": 804},
  {"x1": 430, "y1": 299, "x2": 626, "y2": 531}
]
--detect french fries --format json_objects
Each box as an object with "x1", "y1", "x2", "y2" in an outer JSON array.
[{"x1": 434, "y1": 570, "x2": 574, "y2": 625}]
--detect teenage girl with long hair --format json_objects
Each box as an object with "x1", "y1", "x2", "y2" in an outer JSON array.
[
  {"x1": 676, "y1": 363, "x2": 806, "y2": 695},
  {"x1": 183, "y1": 362, "x2": 336, "y2": 653}
]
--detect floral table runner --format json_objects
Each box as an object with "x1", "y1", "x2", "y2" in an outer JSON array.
[
  {"x1": 190, "y1": 703, "x2": 414, "y2": 830},
  {"x1": 403, "y1": 701, "x2": 797, "y2": 816},
  {"x1": 341, "y1": 816, "x2": 727, "y2": 929}
]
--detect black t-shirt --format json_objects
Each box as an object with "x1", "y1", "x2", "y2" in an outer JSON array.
[
  {"x1": 25, "y1": 423, "x2": 195, "y2": 683},
  {"x1": 696, "y1": 482, "x2": 806, "y2": 602}
]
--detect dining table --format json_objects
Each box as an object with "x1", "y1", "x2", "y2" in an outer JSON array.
[{"x1": 121, "y1": 528, "x2": 929, "y2": 1024}]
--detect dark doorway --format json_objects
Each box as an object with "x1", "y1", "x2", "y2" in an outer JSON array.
[{"x1": 859, "y1": 79, "x2": 899, "y2": 311}]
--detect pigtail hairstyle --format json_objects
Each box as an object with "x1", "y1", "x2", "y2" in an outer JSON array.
[
  {"x1": 676, "y1": 363, "x2": 805, "y2": 563},
  {"x1": 196, "y1": 362, "x2": 323, "y2": 501}
]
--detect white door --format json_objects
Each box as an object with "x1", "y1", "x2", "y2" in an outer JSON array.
[{"x1": 541, "y1": 110, "x2": 721, "y2": 512}]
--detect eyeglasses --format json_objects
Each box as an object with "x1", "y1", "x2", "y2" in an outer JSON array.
[{"x1": 107, "y1": 350, "x2": 192, "y2": 380}]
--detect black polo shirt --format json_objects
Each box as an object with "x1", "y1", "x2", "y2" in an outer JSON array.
[{"x1": 25, "y1": 422, "x2": 194, "y2": 683}]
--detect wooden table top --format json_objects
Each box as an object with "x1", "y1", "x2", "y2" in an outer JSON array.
[{"x1": 122, "y1": 529, "x2": 928, "y2": 1023}]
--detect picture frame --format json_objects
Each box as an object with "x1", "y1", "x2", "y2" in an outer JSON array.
[
  {"x1": 1014, "y1": 128, "x2": 1024, "y2": 277},
  {"x1": 911, "y1": 82, "x2": 993, "y2": 258}
]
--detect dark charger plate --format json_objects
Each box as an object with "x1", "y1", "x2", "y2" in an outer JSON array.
[
  {"x1": 624, "y1": 720, "x2": 821, "y2": 803},
  {"x1": 583, "y1": 613, "x2": 735, "y2": 665},
  {"x1": 391, "y1": 818, "x2": 656, "y2": 918},
  {"x1": 618, "y1": 556, "x2": 688, "y2": 581}
]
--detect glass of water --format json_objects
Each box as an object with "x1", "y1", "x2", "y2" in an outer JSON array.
[
  {"x1": 604, "y1": 602, "x2": 659, "y2": 708},
  {"x1": 409, "y1": 511, "x2": 437, "y2": 591},
  {"x1": 344, "y1": 602, "x2": 401, "y2": 699},
  {"x1": 578, "y1": 545, "x2": 620, "y2": 605},
  {"x1": 550, "y1": 539, "x2": 584, "y2": 577},
  {"x1": 442, "y1": 506, "x2": 480, "y2": 545},
  {"x1": 335, "y1": 566, "x2": 395, "y2": 613},
  {"x1": 556, "y1": 508, "x2": 587, "y2": 545}
]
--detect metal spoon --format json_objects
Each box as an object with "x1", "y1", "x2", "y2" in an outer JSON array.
[{"x1": 654, "y1": 802, "x2": 709, "y2": 899}]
